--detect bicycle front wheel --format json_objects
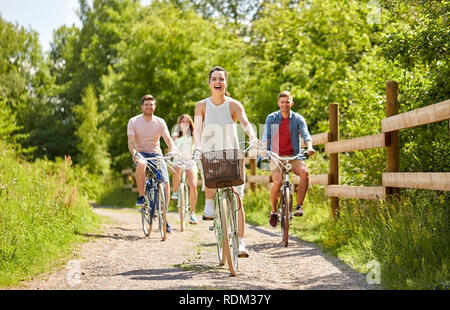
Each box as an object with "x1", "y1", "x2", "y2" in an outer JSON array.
[
  {"x1": 221, "y1": 191, "x2": 236, "y2": 276},
  {"x1": 223, "y1": 191, "x2": 239, "y2": 273},
  {"x1": 282, "y1": 186, "x2": 291, "y2": 247},
  {"x1": 178, "y1": 183, "x2": 186, "y2": 231},
  {"x1": 213, "y1": 196, "x2": 224, "y2": 266},
  {"x1": 157, "y1": 183, "x2": 167, "y2": 241}
]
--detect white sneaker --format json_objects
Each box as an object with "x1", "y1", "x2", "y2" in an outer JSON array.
[
  {"x1": 238, "y1": 238, "x2": 249, "y2": 258},
  {"x1": 202, "y1": 200, "x2": 215, "y2": 220},
  {"x1": 189, "y1": 213, "x2": 198, "y2": 224}
]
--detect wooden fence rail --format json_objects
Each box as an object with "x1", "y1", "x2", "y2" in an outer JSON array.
[{"x1": 122, "y1": 81, "x2": 449, "y2": 217}]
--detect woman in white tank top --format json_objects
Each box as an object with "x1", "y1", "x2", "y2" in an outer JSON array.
[{"x1": 193, "y1": 66, "x2": 258, "y2": 258}]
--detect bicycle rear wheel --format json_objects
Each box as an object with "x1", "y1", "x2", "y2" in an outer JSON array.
[
  {"x1": 282, "y1": 187, "x2": 291, "y2": 247},
  {"x1": 141, "y1": 200, "x2": 152, "y2": 237},
  {"x1": 157, "y1": 183, "x2": 167, "y2": 241},
  {"x1": 178, "y1": 183, "x2": 186, "y2": 231},
  {"x1": 221, "y1": 191, "x2": 236, "y2": 276},
  {"x1": 224, "y1": 191, "x2": 239, "y2": 273}
]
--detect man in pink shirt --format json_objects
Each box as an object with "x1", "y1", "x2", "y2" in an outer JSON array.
[{"x1": 127, "y1": 94, "x2": 177, "y2": 233}]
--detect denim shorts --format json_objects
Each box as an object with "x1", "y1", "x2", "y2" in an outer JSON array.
[{"x1": 135, "y1": 152, "x2": 169, "y2": 183}]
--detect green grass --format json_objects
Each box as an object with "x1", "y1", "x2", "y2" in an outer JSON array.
[
  {"x1": 0, "y1": 143, "x2": 101, "y2": 287},
  {"x1": 96, "y1": 179, "x2": 137, "y2": 208},
  {"x1": 242, "y1": 184, "x2": 449, "y2": 289}
]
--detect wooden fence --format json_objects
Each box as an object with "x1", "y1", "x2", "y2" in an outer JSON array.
[{"x1": 122, "y1": 81, "x2": 449, "y2": 218}]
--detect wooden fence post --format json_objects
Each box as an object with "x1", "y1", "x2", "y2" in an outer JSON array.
[
  {"x1": 250, "y1": 158, "x2": 256, "y2": 192},
  {"x1": 329, "y1": 102, "x2": 340, "y2": 219},
  {"x1": 386, "y1": 81, "x2": 400, "y2": 197}
]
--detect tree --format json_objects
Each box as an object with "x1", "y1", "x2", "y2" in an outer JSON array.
[
  {"x1": 46, "y1": 0, "x2": 140, "y2": 161},
  {"x1": 0, "y1": 100, "x2": 19, "y2": 143},
  {"x1": 379, "y1": 0, "x2": 450, "y2": 173},
  {"x1": 0, "y1": 15, "x2": 54, "y2": 154},
  {"x1": 101, "y1": 1, "x2": 249, "y2": 170},
  {"x1": 73, "y1": 85, "x2": 111, "y2": 175}
]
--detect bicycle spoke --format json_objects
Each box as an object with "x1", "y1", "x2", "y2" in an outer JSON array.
[
  {"x1": 179, "y1": 184, "x2": 185, "y2": 231},
  {"x1": 158, "y1": 183, "x2": 167, "y2": 241},
  {"x1": 214, "y1": 195, "x2": 224, "y2": 265},
  {"x1": 141, "y1": 195, "x2": 152, "y2": 237},
  {"x1": 221, "y1": 191, "x2": 236, "y2": 276},
  {"x1": 225, "y1": 191, "x2": 239, "y2": 271},
  {"x1": 283, "y1": 187, "x2": 290, "y2": 247}
]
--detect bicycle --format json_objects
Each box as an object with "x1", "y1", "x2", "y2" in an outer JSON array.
[
  {"x1": 195, "y1": 143, "x2": 254, "y2": 276},
  {"x1": 171, "y1": 159, "x2": 193, "y2": 232},
  {"x1": 258, "y1": 149, "x2": 309, "y2": 247},
  {"x1": 135, "y1": 153, "x2": 171, "y2": 241}
]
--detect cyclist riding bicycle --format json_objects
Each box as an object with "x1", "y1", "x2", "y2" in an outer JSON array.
[
  {"x1": 261, "y1": 91, "x2": 315, "y2": 228},
  {"x1": 171, "y1": 114, "x2": 198, "y2": 224},
  {"x1": 127, "y1": 94, "x2": 177, "y2": 233},
  {"x1": 193, "y1": 66, "x2": 259, "y2": 258}
]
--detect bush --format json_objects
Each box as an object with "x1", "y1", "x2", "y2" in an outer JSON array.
[{"x1": 0, "y1": 142, "x2": 100, "y2": 286}]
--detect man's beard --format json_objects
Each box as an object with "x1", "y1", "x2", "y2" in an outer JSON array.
[{"x1": 143, "y1": 110, "x2": 154, "y2": 117}]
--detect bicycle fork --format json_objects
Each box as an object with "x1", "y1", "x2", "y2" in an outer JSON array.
[{"x1": 279, "y1": 170, "x2": 293, "y2": 222}]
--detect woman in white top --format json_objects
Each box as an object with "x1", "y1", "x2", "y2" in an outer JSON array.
[
  {"x1": 171, "y1": 114, "x2": 198, "y2": 224},
  {"x1": 193, "y1": 66, "x2": 258, "y2": 258}
]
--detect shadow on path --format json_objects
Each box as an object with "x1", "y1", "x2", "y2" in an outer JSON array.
[{"x1": 247, "y1": 224, "x2": 372, "y2": 289}]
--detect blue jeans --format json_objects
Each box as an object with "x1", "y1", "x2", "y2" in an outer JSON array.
[{"x1": 135, "y1": 152, "x2": 169, "y2": 183}]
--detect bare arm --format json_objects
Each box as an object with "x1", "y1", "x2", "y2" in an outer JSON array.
[
  {"x1": 128, "y1": 134, "x2": 138, "y2": 162},
  {"x1": 231, "y1": 100, "x2": 257, "y2": 142},
  {"x1": 161, "y1": 123, "x2": 177, "y2": 153},
  {"x1": 193, "y1": 100, "x2": 205, "y2": 150}
]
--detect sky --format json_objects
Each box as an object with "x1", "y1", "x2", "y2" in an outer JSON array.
[{"x1": 0, "y1": 0, "x2": 83, "y2": 52}]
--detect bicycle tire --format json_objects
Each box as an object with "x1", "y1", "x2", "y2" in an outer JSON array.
[
  {"x1": 157, "y1": 183, "x2": 167, "y2": 241},
  {"x1": 224, "y1": 191, "x2": 239, "y2": 272},
  {"x1": 141, "y1": 201, "x2": 152, "y2": 237},
  {"x1": 221, "y1": 191, "x2": 236, "y2": 276},
  {"x1": 178, "y1": 183, "x2": 186, "y2": 231},
  {"x1": 185, "y1": 182, "x2": 191, "y2": 224},
  {"x1": 282, "y1": 186, "x2": 291, "y2": 247},
  {"x1": 213, "y1": 196, "x2": 224, "y2": 266}
]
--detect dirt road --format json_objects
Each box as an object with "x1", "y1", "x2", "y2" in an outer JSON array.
[{"x1": 15, "y1": 206, "x2": 373, "y2": 290}]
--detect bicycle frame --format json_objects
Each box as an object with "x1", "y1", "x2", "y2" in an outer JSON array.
[
  {"x1": 213, "y1": 186, "x2": 239, "y2": 276},
  {"x1": 136, "y1": 154, "x2": 169, "y2": 240},
  {"x1": 262, "y1": 149, "x2": 308, "y2": 247},
  {"x1": 195, "y1": 148, "x2": 245, "y2": 277},
  {"x1": 172, "y1": 160, "x2": 191, "y2": 231}
]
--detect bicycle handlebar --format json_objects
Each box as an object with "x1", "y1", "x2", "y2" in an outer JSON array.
[
  {"x1": 265, "y1": 149, "x2": 309, "y2": 162},
  {"x1": 134, "y1": 152, "x2": 176, "y2": 172}
]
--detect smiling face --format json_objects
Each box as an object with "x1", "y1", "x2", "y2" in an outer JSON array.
[
  {"x1": 277, "y1": 95, "x2": 293, "y2": 114},
  {"x1": 141, "y1": 99, "x2": 155, "y2": 116},
  {"x1": 179, "y1": 116, "x2": 191, "y2": 132},
  {"x1": 209, "y1": 70, "x2": 227, "y2": 96}
]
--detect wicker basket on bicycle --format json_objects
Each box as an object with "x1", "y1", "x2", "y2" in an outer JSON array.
[{"x1": 201, "y1": 149, "x2": 245, "y2": 188}]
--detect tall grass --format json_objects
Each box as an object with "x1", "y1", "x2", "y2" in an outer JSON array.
[
  {"x1": 243, "y1": 184, "x2": 449, "y2": 289},
  {"x1": 0, "y1": 143, "x2": 101, "y2": 286}
]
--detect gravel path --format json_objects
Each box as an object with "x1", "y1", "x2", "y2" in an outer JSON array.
[{"x1": 13, "y1": 206, "x2": 373, "y2": 290}]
